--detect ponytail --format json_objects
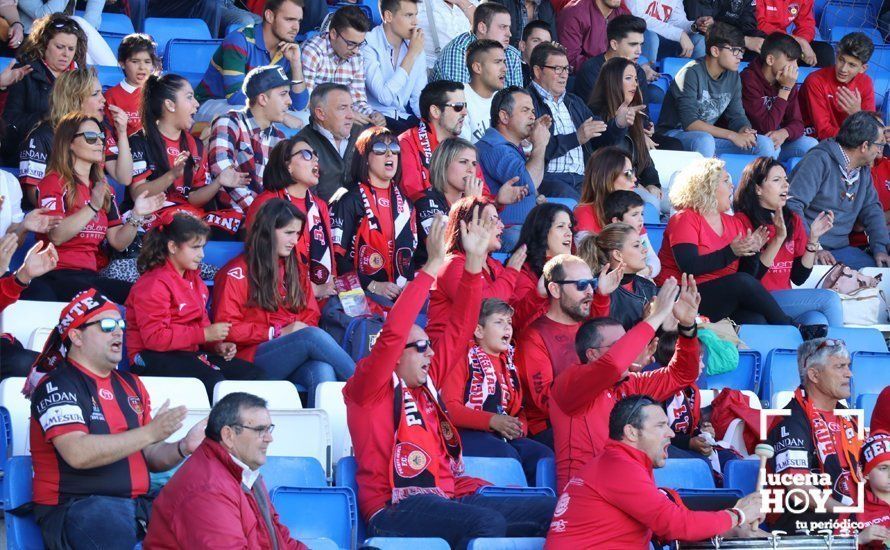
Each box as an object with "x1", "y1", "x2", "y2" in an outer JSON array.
[
  {"x1": 136, "y1": 212, "x2": 210, "y2": 273},
  {"x1": 576, "y1": 223, "x2": 637, "y2": 272},
  {"x1": 141, "y1": 74, "x2": 195, "y2": 188}
]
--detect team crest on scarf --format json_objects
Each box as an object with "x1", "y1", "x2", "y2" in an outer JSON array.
[{"x1": 394, "y1": 442, "x2": 430, "y2": 478}]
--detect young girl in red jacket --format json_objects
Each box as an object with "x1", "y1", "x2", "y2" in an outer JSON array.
[
  {"x1": 213, "y1": 199, "x2": 355, "y2": 407},
  {"x1": 857, "y1": 431, "x2": 890, "y2": 547},
  {"x1": 125, "y1": 212, "x2": 260, "y2": 398},
  {"x1": 246, "y1": 137, "x2": 337, "y2": 303}
]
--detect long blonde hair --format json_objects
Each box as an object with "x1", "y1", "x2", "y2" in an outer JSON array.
[
  {"x1": 669, "y1": 158, "x2": 726, "y2": 213},
  {"x1": 576, "y1": 223, "x2": 637, "y2": 272},
  {"x1": 48, "y1": 113, "x2": 108, "y2": 213},
  {"x1": 49, "y1": 67, "x2": 99, "y2": 127}
]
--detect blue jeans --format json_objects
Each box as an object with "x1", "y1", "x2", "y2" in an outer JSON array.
[
  {"x1": 459, "y1": 429, "x2": 555, "y2": 487},
  {"x1": 643, "y1": 30, "x2": 706, "y2": 65},
  {"x1": 665, "y1": 129, "x2": 777, "y2": 159},
  {"x1": 62, "y1": 495, "x2": 137, "y2": 549},
  {"x1": 771, "y1": 288, "x2": 845, "y2": 326},
  {"x1": 778, "y1": 136, "x2": 819, "y2": 162},
  {"x1": 253, "y1": 327, "x2": 356, "y2": 407},
  {"x1": 368, "y1": 493, "x2": 556, "y2": 549},
  {"x1": 829, "y1": 246, "x2": 877, "y2": 269}
]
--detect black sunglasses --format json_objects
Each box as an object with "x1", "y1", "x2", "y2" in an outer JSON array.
[
  {"x1": 371, "y1": 141, "x2": 401, "y2": 156},
  {"x1": 405, "y1": 339, "x2": 431, "y2": 353},
  {"x1": 290, "y1": 148, "x2": 318, "y2": 161},
  {"x1": 442, "y1": 102, "x2": 466, "y2": 113},
  {"x1": 81, "y1": 318, "x2": 126, "y2": 333},
  {"x1": 75, "y1": 131, "x2": 106, "y2": 145},
  {"x1": 554, "y1": 278, "x2": 596, "y2": 292}
]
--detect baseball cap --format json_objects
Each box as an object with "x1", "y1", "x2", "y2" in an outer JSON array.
[{"x1": 243, "y1": 65, "x2": 295, "y2": 99}]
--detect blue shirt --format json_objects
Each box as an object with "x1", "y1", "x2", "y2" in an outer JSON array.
[
  {"x1": 361, "y1": 25, "x2": 428, "y2": 120},
  {"x1": 476, "y1": 127, "x2": 538, "y2": 226}
]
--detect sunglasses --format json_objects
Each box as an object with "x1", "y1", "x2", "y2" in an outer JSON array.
[
  {"x1": 442, "y1": 102, "x2": 466, "y2": 113},
  {"x1": 405, "y1": 339, "x2": 431, "y2": 353},
  {"x1": 75, "y1": 131, "x2": 106, "y2": 145},
  {"x1": 290, "y1": 148, "x2": 318, "y2": 161},
  {"x1": 554, "y1": 278, "x2": 596, "y2": 292},
  {"x1": 52, "y1": 19, "x2": 80, "y2": 31},
  {"x1": 802, "y1": 338, "x2": 845, "y2": 368},
  {"x1": 81, "y1": 318, "x2": 126, "y2": 333},
  {"x1": 371, "y1": 141, "x2": 401, "y2": 156}
]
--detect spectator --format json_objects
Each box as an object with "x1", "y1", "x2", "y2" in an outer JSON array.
[
  {"x1": 624, "y1": 0, "x2": 705, "y2": 62},
  {"x1": 432, "y1": 2, "x2": 524, "y2": 87},
  {"x1": 517, "y1": 19, "x2": 552, "y2": 85},
  {"x1": 25, "y1": 289, "x2": 206, "y2": 549},
  {"x1": 17, "y1": 4, "x2": 115, "y2": 64},
  {"x1": 443, "y1": 297, "x2": 555, "y2": 485},
  {"x1": 207, "y1": 65, "x2": 291, "y2": 217},
  {"x1": 22, "y1": 113, "x2": 162, "y2": 302},
  {"x1": 491, "y1": 0, "x2": 556, "y2": 49},
  {"x1": 574, "y1": 146, "x2": 638, "y2": 238},
  {"x1": 874, "y1": 386, "x2": 890, "y2": 434},
  {"x1": 331, "y1": 126, "x2": 417, "y2": 301},
  {"x1": 124, "y1": 0, "x2": 259, "y2": 37},
  {"x1": 658, "y1": 22, "x2": 775, "y2": 158},
  {"x1": 656, "y1": 158, "x2": 802, "y2": 326},
  {"x1": 856, "y1": 431, "x2": 890, "y2": 547},
  {"x1": 788, "y1": 111, "x2": 890, "y2": 269},
  {"x1": 246, "y1": 137, "x2": 337, "y2": 300},
  {"x1": 476, "y1": 87, "x2": 548, "y2": 247},
  {"x1": 361, "y1": 0, "x2": 427, "y2": 134},
  {"x1": 741, "y1": 33, "x2": 818, "y2": 161},
  {"x1": 546, "y1": 394, "x2": 764, "y2": 547},
  {"x1": 0, "y1": 0, "x2": 22, "y2": 51},
  {"x1": 735, "y1": 156, "x2": 844, "y2": 326},
  {"x1": 126, "y1": 213, "x2": 261, "y2": 397},
  {"x1": 296, "y1": 83, "x2": 360, "y2": 201},
  {"x1": 556, "y1": 0, "x2": 630, "y2": 71},
  {"x1": 302, "y1": 5, "x2": 384, "y2": 126},
  {"x1": 529, "y1": 41, "x2": 615, "y2": 200},
  {"x1": 461, "y1": 39, "x2": 507, "y2": 143},
  {"x1": 765, "y1": 338, "x2": 863, "y2": 533},
  {"x1": 754, "y1": 0, "x2": 832, "y2": 67},
  {"x1": 195, "y1": 0, "x2": 308, "y2": 126},
  {"x1": 146, "y1": 392, "x2": 308, "y2": 549},
  {"x1": 344, "y1": 213, "x2": 556, "y2": 546},
  {"x1": 416, "y1": 0, "x2": 478, "y2": 70},
  {"x1": 2, "y1": 13, "x2": 85, "y2": 164},
  {"x1": 213, "y1": 200, "x2": 354, "y2": 406},
  {"x1": 800, "y1": 32, "x2": 875, "y2": 141},
  {"x1": 574, "y1": 15, "x2": 664, "y2": 107},
  {"x1": 104, "y1": 33, "x2": 159, "y2": 140},
  {"x1": 602, "y1": 190, "x2": 660, "y2": 277},
  {"x1": 685, "y1": 0, "x2": 766, "y2": 57}
]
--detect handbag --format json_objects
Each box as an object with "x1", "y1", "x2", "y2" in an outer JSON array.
[
  {"x1": 817, "y1": 263, "x2": 888, "y2": 324},
  {"x1": 816, "y1": 262, "x2": 881, "y2": 294}
]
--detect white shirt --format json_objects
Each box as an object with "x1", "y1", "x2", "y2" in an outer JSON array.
[
  {"x1": 460, "y1": 84, "x2": 494, "y2": 143},
  {"x1": 417, "y1": 0, "x2": 479, "y2": 69},
  {"x1": 230, "y1": 453, "x2": 261, "y2": 490},
  {"x1": 0, "y1": 170, "x2": 24, "y2": 236},
  {"x1": 314, "y1": 123, "x2": 349, "y2": 158},
  {"x1": 361, "y1": 25, "x2": 427, "y2": 120}
]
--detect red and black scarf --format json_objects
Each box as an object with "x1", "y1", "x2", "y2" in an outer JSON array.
[
  {"x1": 302, "y1": 191, "x2": 334, "y2": 286},
  {"x1": 665, "y1": 385, "x2": 701, "y2": 436},
  {"x1": 355, "y1": 183, "x2": 417, "y2": 286},
  {"x1": 465, "y1": 345, "x2": 522, "y2": 417}
]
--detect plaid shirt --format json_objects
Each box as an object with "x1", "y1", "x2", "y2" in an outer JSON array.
[
  {"x1": 208, "y1": 107, "x2": 285, "y2": 213},
  {"x1": 431, "y1": 32, "x2": 524, "y2": 86},
  {"x1": 531, "y1": 82, "x2": 584, "y2": 175},
  {"x1": 301, "y1": 34, "x2": 374, "y2": 116}
]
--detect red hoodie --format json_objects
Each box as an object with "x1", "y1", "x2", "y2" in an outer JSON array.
[
  {"x1": 740, "y1": 58, "x2": 806, "y2": 140},
  {"x1": 858, "y1": 485, "x2": 890, "y2": 548},
  {"x1": 755, "y1": 0, "x2": 815, "y2": 41},
  {"x1": 800, "y1": 67, "x2": 875, "y2": 140},
  {"x1": 550, "y1": 324, "x2": 701, "y2": 491},
  {"x1": 545, "y1": 441, "x2": 734, "y2": 549},
  {"x1": 125, "y1": 260, "x2": 210, "y2": 361}
]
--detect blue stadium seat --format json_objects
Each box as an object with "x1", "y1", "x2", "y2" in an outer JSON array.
[
  {"x1": 762, "y1": 349, "x2": 802, "y2": 406},
  {"x1": 644, "y1": 223, "x2": 666, "y2": 254},
  {"x1": 0, "y1": 407, "x2": 9, "y2": 506},
  {"x1": 653, "y1": 458, "x2": 715, "y2": 489},
  {"x1": 536, "y1": 457, "x2": 556, "y2": 493},
  {"x1": 365, "y1": 538, "x2": 451, "y2": 549},
  {"x1": 819, "y1": 2, "x2": 877, "y2": 37},
  {"x1": 100, "y1": 32, "x2": 127, "y2": 59},
  {"x1": 884, "y1": 89, "x2": 890, "y2": 123},
  {"x1": 661, "y1": 57, "x2": 690, "y2": 79},
  {"x1": 796, "y1": 66, "x2": 819, "y2": 84},
  {"x1": 163, "y1": 39, "x2": 222, "y2": 89},
  {"x1": 858, "y1": 393, "x2": 879, "y2": 426},
  {"x1": 828, "y1": 25, "x2": 884, "y2": 44},
  {"x1": 851, "y1": 352, "x2": 890, "y2": 403},
  {"x1": 723, "y1": 459, "x2": 760, "y2": 496},
  {"x1": 702, "y1": 350, "x2": 762, "y2": 394},
  {"x1": 272, "y1": 486, "x2": 357, "y2": 549},
  {"x1": 75, "y1": 11, "x2": 135, "y2": 35},
  {"x1": 8, "y1": 231, "x2": 35, "y2": 273},
  {"x1": 492, "y1": 252, "x2": 509, "y2": 264},
  {"x1": 260, "y1": 456, "x2": 327, "y2": 492},
  {"x1": 738, "y1": 324, "x2": 802, "y2": 363},
  {"x1": 547, "y1": 197, "x2": 577, "y2": 210},
  {"x1": 96, "y1": 65, "x2": 125, "y2": 91},
  {"x1": 827, "y1": 326, "x2": 887, "y2": 353},
  {"x1": 720, "y1": 154, "x2": 756, "y2": 187},
  {"x1": 643, "y1": 202, "x2": 660, "y2": 224},
  {"x1": 784, "y1": 156, "x2": 803, "y2": 173},
  {"x1": 463, "y1": 456, "x2": 527, "y2": 487},
  {"x1": 4, "y1": 456, "x2": 42, "y2": 550},
  {"x1": 647, "y1": 102, "x2": 661, "y2": 125},
  {"x1": 467, "y1": 538, "x2": 546, "y2": 549},
  {"x1": 203, "y1": 241, "x2": 244, "y2": 270},
  {"x1": 335, "y1": 456, "x2": 367, "y2": 543},
  {"x1": 145, "y1": 18, "x2": 212, "y2": 55}
]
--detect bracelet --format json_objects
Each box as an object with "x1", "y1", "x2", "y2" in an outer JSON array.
[
  {"x1": 10, "y1": 22, "x2": 22, "y2": 29},
  {"x1": 291, "y1": 79, "x2": 304, "y2": 85},
  {"x1": 86, "y1": 201, "x2": 99, "y2": 213},
  {"x1": 177, "y1": 439, "x2": 187, "y2": 459},
  {"x1": 806, "y1": 242, "x2": 820, "y2": 252},
  {"x1": 12, "y1": 270, "x2": 29, "y2": 287},
  {"x1": 730, "y1": 506, "x2": 746, "y2": 527},
  {"x1": 127, "y1": 215, "x2": 143, "y2": 228},
  {"x1": 780, "y1": 85, "x2": 793, "y2": 92},
  {"x1": 677, "y1": 321, "x2": 697, "y2": 335}
]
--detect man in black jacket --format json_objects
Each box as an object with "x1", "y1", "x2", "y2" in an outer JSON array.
[{"x1": 490, "y1": 0, "x2": 557, "y2": 49}]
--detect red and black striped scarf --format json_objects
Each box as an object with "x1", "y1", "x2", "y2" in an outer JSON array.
[{"x1": 355, "y1": 183, "x2": 417, "y2": 286}]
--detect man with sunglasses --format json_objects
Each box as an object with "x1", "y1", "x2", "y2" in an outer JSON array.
[
  {"x1": 146, "y1": 392, "x2": 308, "y2": 548},
  {"x1": 25, "y1": 289, "x2": 206, "y2": 549}
]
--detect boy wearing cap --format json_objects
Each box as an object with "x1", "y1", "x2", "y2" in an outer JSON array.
[
  {"x1": 857, "y1": 431, "x2": 890, "y2": 547},
  {"x1": 208, "y1": 66, "x2": 292, "y2": 216}
]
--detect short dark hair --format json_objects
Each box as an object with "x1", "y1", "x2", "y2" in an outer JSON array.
[
  {"x1": 522, "y1": 19, "x2": 552, "y2": 42},
  {"x1": 472, "y1": 3, "x2": 510, "y2": 35},
  {"x1": 836, "y1": 110, "x2": 883, "y2": 149},
  {"x1": 490, "y1": 85, "x2": 530, "y2": 128},
  {"x1": 607, "y1": 15, "x2": 647, "y2": 44},
  {"x1": 330, "y1": 4, "x2": 371, "y2": 34},
  {"x1": 529, "y1": 41, "x2": 567, "y2": 69},
  {"x1": 206, "y1": 392, "x2": 268, "y2": 442},
  {"x1": 706, "y1": 21, "x2": 744, "y2": 52},
  {"x1": 837, "y1": 31, "x2": 875, "y2": 64},
  {"x1": 608, "y1": 394, "x2": 659, "y2": 440},
  {"x1": 478, "y1": 298, "x2": 514, "y2": 326},
  {"x1": 575, "y1": 317, "x2": 623, "y2": 362},
  {"x1": 309, "y1": 82, "x2": 350, "y2": 115},
  {"x1": 467, "y1": 39, "x2": 504, "y2": 75},
  {"x1": 381, "y1": 0, "x2": 419, "y2": 17},
  {"x1": 265, "y1": 0, "x2": 304, "y2": 11},
  {"x1": 603, "y1": 190, "x2": 645, "y2": 223},
  {"x1": 117, "y1": 33, "x2": 158, "y2": 65},
  {"x1": 760, "y1": 32, "x2": 802, "y2": 62},
  {"x1": 420, "y1": 80, "x2": 465, "y2": 121}
]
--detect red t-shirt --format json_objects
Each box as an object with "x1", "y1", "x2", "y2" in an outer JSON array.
[
  {"x1": 132, "y1": 133, "x2": 209, "y2": 204},
  {"x1": 736, "y1": 212, "x2": 808, "y2": 291},
  {"x1": 38, "y1": 171, "x2": 121, "y2": 272},
  {"x1": 656, "y1": 209, "x2": 745, "y2": 285},
  {"x1": 104, "y1": 81, "x2": 143, "y2": 138},
  {"x1": 367, "y1": 185, "x2": 394, "y2": 243},
  {"x1": 800, "y1": 67, "x2": 876, "y2": 140}
]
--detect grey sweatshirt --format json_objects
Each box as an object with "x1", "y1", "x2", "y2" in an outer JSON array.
[
  {"x1": 788, "y1": 139, "x2": 889, "y2": 255},
  {"x1": 656, "y1": 58, "x2": 750, "y2": 133}
]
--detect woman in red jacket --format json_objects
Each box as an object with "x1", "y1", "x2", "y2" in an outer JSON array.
[
  {"x1": 246, "y1": 137, "x2": 336, "y2": 302},
  {"x1": 126, "y1": 212, "x2": 260, "y2": 398},
  {"x1": 213, "y1": 199, "x2": 355, "y2": 407},
  {"x1": 574, "y1": 146, "x2": 638, "y2": 242}
]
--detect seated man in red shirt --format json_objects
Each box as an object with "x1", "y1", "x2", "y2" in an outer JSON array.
[
  {"x1": 25, "y1": 289, "x2": 206, "y2": 549},
  {"x1": 344, "y1": 212, "x2": 556, "y2": 548},
  {"x1": 754, "y1": 0, "x2": 833, "y2": 67},
  {"x1": 546, "y1": 395, "x2": 764, "y2": 548}
]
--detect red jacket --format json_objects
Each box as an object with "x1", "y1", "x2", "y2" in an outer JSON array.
[
  {"x1": 740, "y1": 58, "x2": 806, "y2": 140},
  {"x1": 859, "y1": 485, "x2": 890, "y2": 548},
  {"x1": 509, "y1": 264, "x2": 551, "y2": 333},
  {"x1": 0, "y1": 275, "x2": 26, "y2": 312},
  {"x1": 144, "y1": 439, "x2": 307, "y2": 550},
  {"x1": 550, "y1": 323, "x2": 700, "y2": 491},
  {"x1": 557, "y1": 0, "x2": 630, "y2": 69},
  {"x1": 125, "y1": 260, "x2": 210, "y2": 361},
  {"x1": 343, "y1": 270, "x2": 488, "y2": 522},
  {"x1": 800, "y1": 67, "x2": 876, "y2": 140},
  {"x1": 397, "y1": 124, "x2": 490, "y2": 202},
  {"x1": 545, "y1": 441, "x2": 734, "y2": 549},
  {"x1": 211, "y1": 254, "x2": 320, "y2": 362},
  {"x1": 755, "y1": 0, "x2": 815, "y2": 41}
]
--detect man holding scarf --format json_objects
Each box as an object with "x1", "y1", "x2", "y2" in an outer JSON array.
[
  {"x1": 344, "y1": 212, "x2": 556, "y2": 548},
  {"x1": 24, "y1": 289, "x2": 206, "y2": 549}
]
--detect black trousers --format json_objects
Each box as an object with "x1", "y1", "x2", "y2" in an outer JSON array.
[
  {"x1": 696, "y1": 272, "x2": 793, "y2": 325},
  {"x1": 21, "y1": 269, "x2": 132, "y2": 304},
  {"x1": 132, "y1": 350, "x2": 261, "y2": 400}
]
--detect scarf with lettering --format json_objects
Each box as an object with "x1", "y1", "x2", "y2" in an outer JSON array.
[
  {"x1": 302, "y1": 191, "x2": 334, "y2": 285},
  {"x1": 464, "y1": 345, "x2": 522, "y2": 417},
  {"x1": 355, "y1": 183, "x2": 417, "y2": 287},
  {"x1": 390, "y1": 373, "x2": 464, "y2": 504},
  {"x1": 664, "y1": 385, "x2": 701, "y2": 436}
]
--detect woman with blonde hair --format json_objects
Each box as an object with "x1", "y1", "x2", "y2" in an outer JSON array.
[{"x1": 654, "y1": 158, "x2": 798, "y2": 326}]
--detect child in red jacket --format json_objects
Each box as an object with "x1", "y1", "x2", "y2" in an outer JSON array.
[
  {"x1": 856, "y1": 431, "x2": 890, "y2": 547},
  {"x1": 126, "y1": 212, "x2": 261, "y2": 398}
]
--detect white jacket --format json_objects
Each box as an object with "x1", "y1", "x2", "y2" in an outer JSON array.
[{"x1": 625, "y1": 0, "x2": 694, "y2": 42}]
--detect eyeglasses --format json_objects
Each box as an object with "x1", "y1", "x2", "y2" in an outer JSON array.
[
  {"x1": 720, "y1": 45, "x2": 745, "y2": 58},
  {"x1": 335, "y1": 31, "x2": 366, "y2": 50},
  {"x1": 542, "y1": 64, "x2": 572, "y2": 75},
  {"x1": 232, "y1": 423, "x2": 275, "y2": 436},
  {"x1": 75, "y1": 131, "x2": 106, "y2": 145},
  {"x1": 81, "y1": 318, "x2": 126, "y2": 333},
  {"x1": 371, "y1": 141, "x2": 401, "y2": 156},
  {"x1": 802, "y1": 338, "x2": 845, "y2": 368},
  {"x1": 442, "y1": 102, "x2": 466, "y2": 113},
  {"x1": 405, "y1": 339, "x2": 431, "y2": 353},
  {"x1": 553, "y1": 278, "x2": 596, "y2": 292},
  {"x1": 289, "y1": 149, "x2": 318, "y2": 161}
]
